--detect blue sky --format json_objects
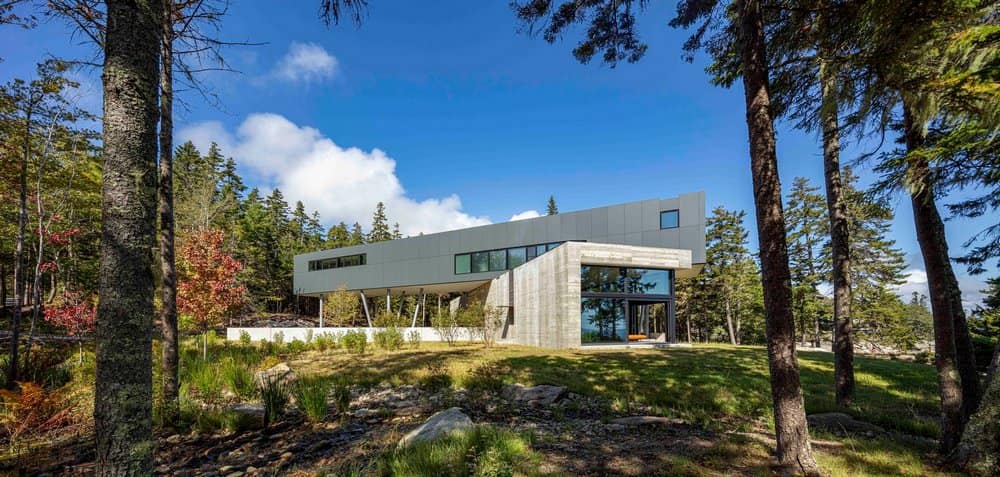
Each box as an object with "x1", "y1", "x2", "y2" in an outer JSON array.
[{"x1": 3, "y1": 1, "x2": 995, "y2": 305}]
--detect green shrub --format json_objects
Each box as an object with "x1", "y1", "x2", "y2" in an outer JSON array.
[
  {"x1": 222, "y1": 359, "x2": 256, "y2": 400},
  {"x1": 464, "y1": 361, "x2": 510, "y2": 395},
  {"x1": 374, "y1": 328, "x2": 405, "y2": 351},
  {"x1": 419, "y1": 360, "x2": 453, "y2": 393},
  {"x1": 287, "y1": 338, "x2": 308, "y2": 355},
  {"x1": 294, "y1": 376, "x2": 331, "y2": 423},
  {"x1": 343, "y1": 330, "x2": 367, "y2": 354},
  {"x1": 258, "y1": 376, "x2": 290, "y2": 427},
  {"x1": 330, "y1": 380, "x2": 352, "y2": 415},
  {"x1": 239, "y1": 330, "x2": 251, "y2": 345},
  {"x1": 314, "y1": 332, "x2": 337, "y2": 351},
  {"x1": 407, "y1": 330, "x2": 421, "y2": 349},
  {"x1": 376, "y1": 425, "x2": 540, "y2": 477}
]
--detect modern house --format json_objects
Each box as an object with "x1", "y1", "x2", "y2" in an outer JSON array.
[{"x1": 292, "y1": 192, "x2": 706, "y2": 348}]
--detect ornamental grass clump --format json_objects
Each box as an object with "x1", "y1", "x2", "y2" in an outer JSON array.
[
  {"x1": 294, "y1": 376, "x2": 331, "y2": 423},
  {"x1": 258, "y1": 376, "x2": 290, "y2": 426}
]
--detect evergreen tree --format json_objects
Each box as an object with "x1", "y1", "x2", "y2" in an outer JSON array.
[
  {"x1": 327, "y1": 222, "x2": 351, "y2": 248},
  {"x1": 785, "y1": 177, "x2": 829, "y2": 347},
  {"x1": 349, "y1": 222, "x2": 365, "y2": 245},
  {"x1": 392, "y1": 222, "x2": 403, "y2": 240},
  {"x1": 704, "y1": 207, "x2": 760, "y2": 345},
  {"x1": 546, "y1": 195, "x2": 558, "y2": 215},
  {"x1": 368, "y1": 202, "x2": 392, "y2": 242}
]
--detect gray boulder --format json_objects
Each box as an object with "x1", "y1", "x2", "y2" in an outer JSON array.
[
  {"x1": 254, "y1": 362, "x2": 297, "y2": 387},
  {"x1": 398, "y1": 407, "x2": 473, "y2": 447},
  {"x1": 504, "y1": 384, "x2": 566, "y2": 406}
]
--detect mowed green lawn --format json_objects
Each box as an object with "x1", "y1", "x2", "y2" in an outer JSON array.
[{"x1": 294, "y1": 343, "x2": 951, "y2": 476}]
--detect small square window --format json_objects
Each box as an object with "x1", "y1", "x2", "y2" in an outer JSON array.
[{"x1": 660, "y1": 210, "x2": 679, "y2": 229}]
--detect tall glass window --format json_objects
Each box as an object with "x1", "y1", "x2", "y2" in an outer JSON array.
[
  {"x1": 508, "y1": 247, "x2": 527, "y2": 268},
  {"x1": 471, "y1": 252, "x2": 489, "y2": 273},
  {"x1": 489, "y1": 249, "x2": 507, "y2": 271},
  {"x1": 455, "y1": 254, "x2": 471, "y2": 274},
  {"x1": 660, "y1": 210, "x2": 679, "y2": 229},
  {"x1": 581, "y1": 298, "x2": 626, "y2": 343}
]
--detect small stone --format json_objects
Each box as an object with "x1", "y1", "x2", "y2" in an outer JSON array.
[
  {"x1": 224, "y1": 472, "x2": 244, "y2": 477},
  {"x1": 395, "y1": 406, "x2": 423, "y2": 417},
  {"x1": 219, "y1": 465, "x2": 234, "y2": 472},
  {"x1": 165, "y1": 434, "x2": 183, "y2": 444},
  {"x1": 607, "y1": 424, "x2": 625, "y2": 432},
  {"x1": 155, "y1": 465, "x2": 170, "y2": 473},
  {"x1": 611, "y1": 416, "x2": 684, "y2": 426},
  {"x1": 280, "y1": 451, "x2": 293, "y2": 460}
]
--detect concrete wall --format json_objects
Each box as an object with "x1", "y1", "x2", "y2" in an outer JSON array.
[
  {"x1": 294, "y1": 192, "x2": 706, "y2": 296},
  {"x1": 226, "y1": 326, "x2": 478, "y2": 343},
  {"x1": 485, "y1": 242, "x2": 691, "y2": 348}
]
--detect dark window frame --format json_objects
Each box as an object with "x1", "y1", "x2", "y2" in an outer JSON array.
[
  {"x1": 660, "y1": 210, "x2": 680, "y2": 229},
  {"x1": 308, "y1": 253, "x2": 367, "y2": 272}
]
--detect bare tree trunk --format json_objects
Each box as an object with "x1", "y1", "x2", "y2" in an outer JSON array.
[
  {"x1": 819, "y1": 52, "x2": 855, "y2": 408},
  {"x1": 948, "y1": 271, "x2": 981, "y2": 420},
  {"x1": 95, "y1": 0, "x2": 162, "y2": 474},
  {"x1": 738, "y1": 0, "x2": 819, "y2": 473},
  {"x1": 25, "y1": 141, "x2": 50, "y2": 369},
  {"x1": 903, "y1": 102, "x2": 965, "y2": 455},
  {"x1": 7, "y1": 107, "x2": 30, "y2": 387},
  {"x1": 158, "y1": 0, "x2": 180, "y2": 418},
  {"x1": 686, "y1": 313, "x2": 692, "y2": 343},
  {"x1": 725, "y1": 299, "x2": 737, "y2": 345}
]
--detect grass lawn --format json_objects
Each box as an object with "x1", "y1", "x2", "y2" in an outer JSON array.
[{"x1": 294, "y1": 342, "x2": 952, "y2": 476}]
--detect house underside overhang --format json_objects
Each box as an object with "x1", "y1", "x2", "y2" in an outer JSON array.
[{"x1": 298, "y1": 279, "x2": 491, "y2": 298}]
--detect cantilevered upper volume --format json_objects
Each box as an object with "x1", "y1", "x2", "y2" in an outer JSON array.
[
  {"x1": 292, "y1": 192, "x2": 706, "y2": 348},
  {"x1": 293, "y1": 192, "x2": 706, "y2": 296}
]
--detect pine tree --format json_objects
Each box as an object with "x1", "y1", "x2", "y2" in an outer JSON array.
[
  {"x1": 546, "y1": 195, "x2": 558, "y2": 215},
  {"x1": 704, "y1": 207, "x2": 759, "y2": 345},
  {"x1": 349, "y1": 222, "x2": 365, "y2": 245},
  {"x1": 368, "y1": 202, "x2": 392, "y2": 243},
  {"x1": 327, "y1": 222, "x2": 351, "y2": 248},
  {"x1": 785, "y1": 177, "x2": 829, "y2": 347}
]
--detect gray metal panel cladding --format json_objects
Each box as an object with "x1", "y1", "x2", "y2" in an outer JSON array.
[{"x1": 293, "y1": 191, "x2": 708, "y2": 295}]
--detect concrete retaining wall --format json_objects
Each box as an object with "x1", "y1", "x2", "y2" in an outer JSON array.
[{"x1": 226, "y1": 326, "x2": 478, "y2": 343}]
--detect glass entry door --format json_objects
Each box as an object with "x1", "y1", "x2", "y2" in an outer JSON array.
[{"x1": 627, "y1": 301, "x2": 668, "y2": 342}]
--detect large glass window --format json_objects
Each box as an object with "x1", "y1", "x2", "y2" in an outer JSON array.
[
  {"x1": 581, "y1": 266, "x2": 623, "y2": 293},
  {"x1": 471, "y1": 252, "x2": 489, "y2": 273},
  {"x1": 455, "y1": 254, "x2": 471, "y2": 274},
  {"x1": 508, "y1": 247, "x2": 527, "y2": 268},
  {"x1": 623, "y1": 268, "x2": 670, "y2": 295},
  {"x1": 489, "y1": 249, "x2": 507, "y2": 271},
  {"x1": 660, "y1": 210, "x2": 679, "y2": 229},
  {"x1": 581, "y1": 298, "x2": 626, "y2": 343}
]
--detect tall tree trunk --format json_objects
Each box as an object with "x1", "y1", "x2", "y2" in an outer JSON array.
[
  {"x1": 725, "y1": 299, "x2": 737, "y2": 345},
  {"x1": 952, "y1": 341, "x2": 1000, "y2": 475},
  {"x1": 158, "y1": 0, "x2": 180, "y2": 418},
  {"x1": 948, "y1": 271, "x2": 981, "y2": 420},
  {"x1": 25, "y1": 147, "x2": 49, "y2": 369},
  {"x1": 95, "y1": 0, "x2": 162, "y2": 474},
  {"x1": 903, "y1": 102, "x2": 965, "y2": 455},
  {"x1": 819, "y1": 53, "x2": 855, "y2": 408},
  {"x1": 738, "y1": 0, "x2": 819, "y2": 473},
  {"x1": 7, "y1": 107, "x2": 31, "y2": 387},
  {"x1": 1, "y1": 263, "x2": 7, "y2": 313},
  {"x1": 686, "y1": 313, "x2": 692, "y2": 343}
]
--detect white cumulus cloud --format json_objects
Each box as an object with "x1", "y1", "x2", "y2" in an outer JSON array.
[
  {"x1": 509, "y1": 210, "x2": 541, "y2": 221},
  {"x1": 177, "y1": 113, "x2": 491, "y2": 236},
  {"x1": 272, "y1": 42, "x2": 338, "y2": 83}
]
